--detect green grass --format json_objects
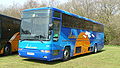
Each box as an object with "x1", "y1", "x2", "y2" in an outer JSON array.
[{"x1": 0, "y1": 45, "x2": 120, "y2": 68}]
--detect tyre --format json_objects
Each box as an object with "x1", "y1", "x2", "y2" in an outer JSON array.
[
  {"x1": 3, "y1": 44, "x2": 11, "y2": 55},
  {"x1": 62, "y1": 47, "x2": 70, "y2": 61},
  {"x1": 93, "y1": 45, "x2": 98, "y2": 53}
]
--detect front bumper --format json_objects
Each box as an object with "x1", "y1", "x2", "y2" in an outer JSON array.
[{"x1": 18, "y1": 49, "x2": 53, "y2": 61}]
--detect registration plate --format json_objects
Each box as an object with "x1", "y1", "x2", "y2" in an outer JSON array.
[{"x1": 27, "y1": 52, "x2": 35, "y2": 55}]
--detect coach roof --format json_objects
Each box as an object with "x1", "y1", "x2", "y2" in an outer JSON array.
[
  {"x1": 23, "y1": 7, "x2": 103, "y2": 25},
  {"x1": 0, "y1": 14, "x2": 21, "y2": 21}
]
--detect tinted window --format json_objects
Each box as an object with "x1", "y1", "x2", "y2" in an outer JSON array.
[
  {"x1": 62, "y1": 13, "x2": 103, "y2": 32},
  {"x1": 93, "y1": 24, "x2": 104, "y2": 32},
  {"x1": 54, "y1": 11, "x2": 61, "y2": 18},
  {"x1": 0, "y1": 19, "x2": 1, "y2": 38}
]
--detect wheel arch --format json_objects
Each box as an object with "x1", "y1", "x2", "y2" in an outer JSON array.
[
  {"x1": 3, "y1": 42, "x2": 12, "y2": 55},
  {"x1": 94, "y1": 43, "x2": 98, "y2": 47},
  {"x1": 63, "y1": 45, "x2": 71, "y2": 50},
  {"x1": 6, "y1": 42, "x2": 11, "y2": 46},
  {"x1": 63, "y1": 45, "x2": 72, "y2": 56},
  {"x1": 6, "y1": 42, "x2": 12, "y2": 51},
  {"x1": 62, "y1": 45, "x2": 71, "y2": 61}
]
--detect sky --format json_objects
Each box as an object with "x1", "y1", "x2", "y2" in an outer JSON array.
[
  {"x1": 0, "y1": 0, "x2": 68, "y2": 8},
  {"x1": 0, "y1": 0, "x2": 27, "y2": 8}
]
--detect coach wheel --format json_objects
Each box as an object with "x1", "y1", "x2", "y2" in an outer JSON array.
[
  {"x1": 93, "y1": 45, "x2": 98, "y2": 53},
  {"x1": 62, "y1": 47, "x2": 70, "y2": 61},
  {"x1": 3, "y1": 44, "x2": 11, "y2": 55}
]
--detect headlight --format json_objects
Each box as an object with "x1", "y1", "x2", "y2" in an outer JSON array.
[
  {"x1": 40, "y1": 50, "x2": 50, "y2": 53},
  {"x1": 45, "y1": 50, "x2": 50, "y2": 53},
  {"x1": 40, "y1": 50, "x2": 44, "y2": 52}
]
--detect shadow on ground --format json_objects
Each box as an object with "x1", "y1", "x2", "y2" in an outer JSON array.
[
  {"x1": 23, "y1": 50, "x2": 105, "y2": 65},
  {"x1": 0, "y1": 51, "x2": 18, "y2": 57}
]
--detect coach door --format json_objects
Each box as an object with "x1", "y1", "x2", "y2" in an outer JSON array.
[{"x1": 53, "y1": 19, "x2": 60, "y2": 41}]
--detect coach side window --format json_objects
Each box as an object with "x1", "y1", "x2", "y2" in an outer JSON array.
[
  {"x1": 54, "y1": 11, "x2": 61, "y2": 18},
  {"x1": 0, "y1": 20, "x2": 1, "y2": 38},
  {"x1": 93, "y1": 24, "x2": 103, "y2": 32}
]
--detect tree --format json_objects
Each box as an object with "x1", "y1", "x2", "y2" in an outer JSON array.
[
  {"x1": 0, "y1": 0, "x2": 120, "y2": 45},
  {"x1": 58, "y1": 0, "x2": 120, "y2": 45}
]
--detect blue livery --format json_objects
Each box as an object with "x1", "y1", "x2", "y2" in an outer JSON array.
[{"x1": 19, "y1": 7, "x2": 104, "y2": 61}]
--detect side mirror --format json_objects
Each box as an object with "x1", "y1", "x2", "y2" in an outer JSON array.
[
  {"x1": 49, "y1": 24, "x2": 53, "y2": 30},
  {"x1": 49, "y1": 30, "x2": 52, "y2": 35}
]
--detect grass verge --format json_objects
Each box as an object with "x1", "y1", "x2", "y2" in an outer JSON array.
[{"x1": 0, "y1": 45, "x2": 120, "y2": 68}]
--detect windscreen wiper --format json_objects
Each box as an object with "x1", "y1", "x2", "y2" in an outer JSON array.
[
  {"x1": 34, "y1": 35, "x2": 46, "y2": 43},
  {"x1": 20, "y1": 39, "x2": 34, "y2": 42}
]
